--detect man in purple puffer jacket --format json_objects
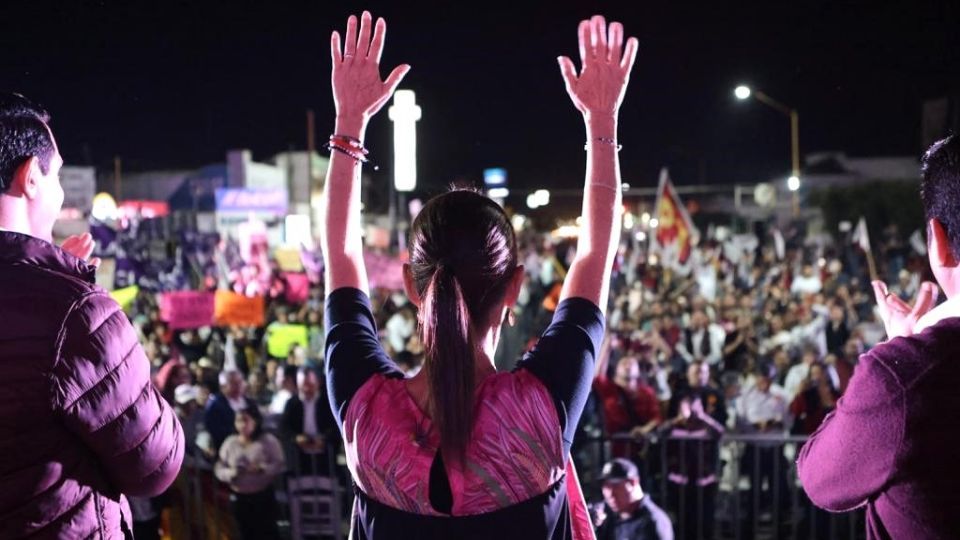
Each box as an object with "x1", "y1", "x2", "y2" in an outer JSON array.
[
  {"x1": 798, "y1": 135, "x2": 960, "y2": 539},
  {"x1": 0, "y1": 93, "x2": 184, "y2": 538}
]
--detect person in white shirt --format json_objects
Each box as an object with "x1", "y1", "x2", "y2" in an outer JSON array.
[
  {"x1": 676, "y1": 309, "x2": 726, "y2": 366},
  {"x1": 790, "y1": 264, "x2": 823, "y2": 296},
  {"x1": 783, "y1": 346, "x2": 819, "y2": 400},
  {"x1": 737, "y1": 362, "x2": 790, "y2": 431},
  {"x1": 385, "y1": 304, "x2": 416, "y2": 355},
  {"x1": 737, "y1": 362, "x2": 791, "y2": 530},
  {"x1": 268, "y1": 364, "x2": 298, "y2": 415}
]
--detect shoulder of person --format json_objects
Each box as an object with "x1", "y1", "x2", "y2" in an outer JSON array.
[{"x1": 861, "y1": 331, "x2": 940, "y2": 391}]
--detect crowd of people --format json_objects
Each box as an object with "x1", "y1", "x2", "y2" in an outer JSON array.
[
  {"x1": 108, "y1": 211, "x2": 922, "y2": 539},
  {"x1": 4, "y1": 7, "x2": 955, "y2": 539}
]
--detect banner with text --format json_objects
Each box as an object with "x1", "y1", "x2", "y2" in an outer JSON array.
[
  {"x1": 214, "y1": 290, "x2": 265, "y2": 327},
  {"x1": 159, "y1": 291, "x2": 215, "y2": 329}
]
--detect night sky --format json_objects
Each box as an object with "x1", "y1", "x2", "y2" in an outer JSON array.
[{"x1": 2, "y1": 1, "x2": 957, "y2": 204}]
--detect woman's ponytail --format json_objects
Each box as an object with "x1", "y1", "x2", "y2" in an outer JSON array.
[{"x1": 421, "y1": 264, "x2": 476, "y2": 462}]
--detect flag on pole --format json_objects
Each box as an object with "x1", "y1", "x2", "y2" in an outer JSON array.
[
  {"x1": 853, "y1": 217, "x2": 871, "y2": 251},
  {"x1": 650, "y1": 168, "x2": 698, "y2": 273}
]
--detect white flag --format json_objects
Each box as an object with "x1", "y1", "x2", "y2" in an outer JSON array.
[
  {"x1": 910, "y1": 229, "x2": 927, "y2": 255},
  {"x1": 853, "y1": 217, "x2": 870, "y2": 252}
]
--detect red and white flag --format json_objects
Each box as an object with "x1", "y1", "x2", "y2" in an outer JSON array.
[{"x1": 650, "y1": 168, "x2": 698, "y2": 273}]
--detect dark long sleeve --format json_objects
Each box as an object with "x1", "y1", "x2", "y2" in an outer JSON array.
[
  {"x1": 515, "y1": 297, "x2": 605, "y2": 457},
  {"x1": 796, "y1": 348, "x2": 904, "y2": 511},
  {"x1": 324, "y1": 288, "x2": 404, "y2": 431}
]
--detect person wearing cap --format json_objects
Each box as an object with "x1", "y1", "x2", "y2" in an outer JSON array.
[{"x1": 595, "y1": 458, "x2": 673, "y2": 540}]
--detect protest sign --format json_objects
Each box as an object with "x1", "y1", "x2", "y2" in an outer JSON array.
[
  {"x1": 275, "y1": 247, "x2": 304, "y2": 272},
  {"x1": 214, "y1": 290, "x2": 265, "y2": 327},
  {"x1": 110, "y1": 285, "x2": 140, "y2": 311},
  {"x1": 283, "y1": 272, "x2": 310, "y2": 304},
  {"x1": 266, "y1": 323, "x2": 309, "y2": 359},
  {"x1": 159, "y1": 291, "x2": 215, "y2": 329},
  {"x1": 364, "y1": 251, "x2": 404, "y2": 291}
]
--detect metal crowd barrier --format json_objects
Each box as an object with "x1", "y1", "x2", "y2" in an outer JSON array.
[
  {"x1": 167, "y1": 423, "x2": 348, "y2": 540},
  {"x1": 166, "y1": 428, "x2": 865, "y2": 539},
  {"x1": 573, "y1": 431, "x2": 866, "y2": 540}
]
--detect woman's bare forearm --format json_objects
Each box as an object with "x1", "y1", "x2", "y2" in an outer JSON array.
[
  {"x1": 320, "y1": 114, "x2": 369, "y2": 294},
  {"x1": 561, "y1": 113, "x2": 622, "y2": 310}
]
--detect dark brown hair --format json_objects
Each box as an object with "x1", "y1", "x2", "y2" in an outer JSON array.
[{"x1": 408, "y1": 188, "x2": 518, "y2": 461}]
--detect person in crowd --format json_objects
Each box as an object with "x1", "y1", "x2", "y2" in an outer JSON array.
[
  {"x1": 789, "y1": 362, "x2": 837, "y2": 436},
  {"x1": 320, "y1": 11, "x2": 635, "y2": 538},
  {"x1": 281, "y1": 366, "x2": 339, "y2": 475},
  {"x1": 0, "y1": 92, "x2": 184, "y2": 538},
  {"x1": 799, "y1": 135, "x2": 960, "y2": 538},
  {"x1": 759, "y1": 314, "x2": 793, "y2": 354},
  {"x1": 823, "y1": 301, "x2": 852, "y2": 356},
  {"x1": 790, "y1": 264, "x2": 823, "y2": 296},
  {"x1": 721, "y1": 311, "x2": 758, "y2": 373},
  {"x1": 676, "y1": 309, "x2": 725, "y2": 366},
  {"x1": 174, "y1": 383, "x2": 206, "y2": 462},
  {"x1": 156, "y1": 357, "x2": 194, "y2": 404},
  {"x1": 205, "y1": 369, "x2": 258, "y2": 451},
  {"x1": 663, "y1": 360, "x2": 725, "y2": 540},
  {"x1": 593, "y1": 337, "x2": 662, "y2": 459},
  {"x1": 215, "y1": 405, "x2": 286, "y2": 540},
  {"x1": 173, "y1": 327, "x2": 212, "y2": 364},
  {"x1": 269, "y1": 363, "x2": 299, "y2": 415},
  {"x1": 783, "y1": 345, "x2": 818, "y2": 400},
  {"x1": 247, "y1": 368, "x2": 272, "y2": 406},
  {"x1": 737, "y1": 362, "x2": 791, "y2": 532},
  {"x1": 385, "y1": 302, "x2": 417, "y2": 355},
  {"x1": 594, "y1": 458, "x2": 673, "y2": 540}
]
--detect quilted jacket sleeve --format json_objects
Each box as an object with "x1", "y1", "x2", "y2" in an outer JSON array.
[{"x1": 54, "y1": 291, "x2": 185, "y2": 497}]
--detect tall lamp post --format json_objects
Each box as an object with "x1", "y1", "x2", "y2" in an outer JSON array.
[{"x1": 735, "y1": 85, "x2": 801, "y2": 217}]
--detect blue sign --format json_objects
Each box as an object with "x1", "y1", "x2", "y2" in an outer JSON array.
[
  {"x1": 215, "y1": 187, "x2": 288, "y2": 214},
  {"x1": 483, "y1": 168, "x2": 507, "y2": 187}
]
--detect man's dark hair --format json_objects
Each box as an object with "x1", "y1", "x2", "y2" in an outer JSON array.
[
  {"x1": 0, "y1": 93, "x2": 54, "y2": 193},
  {"x1": 920, "y1": 135, "x2": 960, "y2": 257}
]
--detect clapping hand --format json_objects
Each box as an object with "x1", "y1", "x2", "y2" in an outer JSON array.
[
  {"x1": 60, "y1": 233, "x2": 101, "y2": 268},
  {"x1": 871, "y1": 279, "x2": 938, "y2": 339},
  {"x1": 331, "y1": 11, "x2": 410, "y2": 122},
  {"x1": 558, "y1": 15, "x2": 638, "y2": 119}
]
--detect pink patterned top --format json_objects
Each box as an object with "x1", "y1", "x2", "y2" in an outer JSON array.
[
  {"x1": 344, "y1": 370, "x2": 565, "y2": 515},
  {"x1": 324, "y1": 288, "x2": 604, "y2": 539}
]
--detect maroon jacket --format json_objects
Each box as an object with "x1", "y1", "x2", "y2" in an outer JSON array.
[
  {"x1": 0, "y1": 231, "x2": 184, "y2": 538},
  {"x1": 797, "y1": 318, "x2": 960, "y2": 539}
]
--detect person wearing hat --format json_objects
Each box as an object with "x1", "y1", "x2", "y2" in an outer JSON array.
[{"x1": 595, "y1": 458, "x2": 673, "y2": 540}]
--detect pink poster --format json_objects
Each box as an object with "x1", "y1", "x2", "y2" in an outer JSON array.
[
  {"x1": 284, "y1": 272, "x2": 310, "y2": 304},
  {"x1": 159, "y1": 291, "x2": 216, "y2": 329},
  {"x1": 364, "y1": 251, "x2": 405, "y2": 291}
]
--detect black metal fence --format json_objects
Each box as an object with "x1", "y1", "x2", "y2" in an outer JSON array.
[
  {"x1": 574, "y1": 432, "x2": 865, "y2": 540},
  {"x1": 165, "y1": 430, "x2": 865, "y2": 539}
]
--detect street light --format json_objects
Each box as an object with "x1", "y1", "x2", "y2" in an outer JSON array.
[
  {"x1": 734, "y1": 84, "x2": 801, "y2": 216},
  {"x1": 787, "y1": 175, "x2": 800, "y2": 192}
]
